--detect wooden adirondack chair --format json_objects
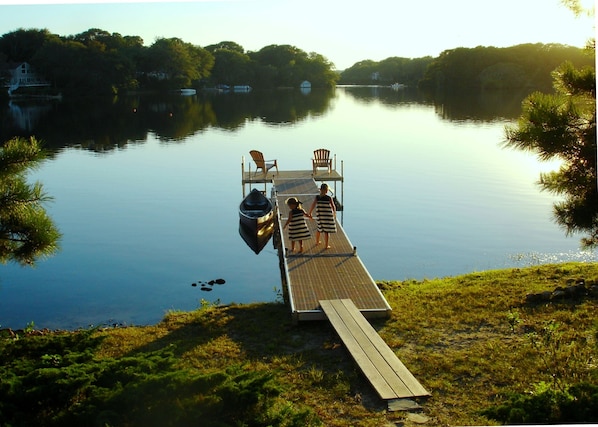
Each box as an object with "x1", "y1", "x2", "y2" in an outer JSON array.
[
  {"x1": 249, "y1": 150, "x2": 278, "y2": 176},
  {"x1": 312, "y1": 148, "x2": 332, "y2": 174}
]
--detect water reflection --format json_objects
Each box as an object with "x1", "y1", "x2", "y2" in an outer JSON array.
[
  {"x1": 0, "y1": 89, "x2": 337, "y2": 149},
  {"x1": 338, "y1": 85, "x2": 429, "y2": 106},
  {"x1": 7, "y1": 99, "x2": 54, "y2": 132},
  {"x1": 430, "y1": 88, "x2": 537, "y2": 122},
  {"x1": 339, "y1": 85, "x2": 534, "y2": 121},
  {"x1": 238, "y1": 220, "x2": 275, "y2": 255},
  {"x1": 0, "y1": 87, "x2": 537, "y2": 151}
]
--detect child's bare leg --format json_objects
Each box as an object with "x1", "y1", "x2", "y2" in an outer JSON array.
[
  {"x1": 298, "y1": 240, "x2": 303, "y2": 253},
  {"x1": 325, "y1": 233, "x2": 330, "y2": 249},
  {"x1": 315, "y1": 231, "x2": 321, "y2": 245}
]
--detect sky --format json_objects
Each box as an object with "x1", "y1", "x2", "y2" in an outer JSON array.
[{"x1": 0, "y1": 0, "x2": 594, "y2": 70}]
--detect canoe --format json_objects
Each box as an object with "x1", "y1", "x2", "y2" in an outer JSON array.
[{"x1": 239, "y1": 188, "x2": 274, "y2": 231}]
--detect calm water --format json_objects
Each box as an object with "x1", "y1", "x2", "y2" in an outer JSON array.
[{"x1": 1, "y1": 87, "x2": 595, "y2": 330}]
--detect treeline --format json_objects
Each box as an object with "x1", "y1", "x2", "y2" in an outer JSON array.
[
  {"x1": 1, "y1": 27, "x2": 594, "y2": 97},
  {"x1": 0, "y1": 28, "x2": 339, "y2": 96},
  {"x1": 419, "y1": 43, "x2": 594, "y2": 91},
  {"x1": 338, "y1": 56, "x2": 434, "y2": 86},
  {"x1": 339, "y1": 43, "x2": 594, "y2": 91}
]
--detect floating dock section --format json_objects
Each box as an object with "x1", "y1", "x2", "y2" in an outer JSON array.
[{"x1": 270, "y1": 174, "x2": 391, "y2": 322}]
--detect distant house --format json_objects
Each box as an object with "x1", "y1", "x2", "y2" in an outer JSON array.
[
  {"x1": 145, "y1": 71, "x2": 169, "y2": 81},
  {"x1": 2, "y1": 62, "x2": 50, "y2": 94},
  {"x1": 300, "y1": 80, "x2": 311, "y2": 94}
]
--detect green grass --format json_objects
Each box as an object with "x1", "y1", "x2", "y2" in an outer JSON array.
[{"x1": 1, "y1": 262, "x2": 597, "y2": 426}]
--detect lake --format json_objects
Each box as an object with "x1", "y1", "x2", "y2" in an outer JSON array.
[{"x1": 1, "y1": 86, "x2": 595, "y2": 330}]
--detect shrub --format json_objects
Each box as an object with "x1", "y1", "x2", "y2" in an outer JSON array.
[{"x1": 481, "y1": 382, "x2": 598, "y2": 423}]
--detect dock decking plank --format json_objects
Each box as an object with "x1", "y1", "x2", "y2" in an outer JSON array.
[
  {"x1": 242, "y1": 169, "x2": 343, "y2": 185},
  {"x1": 319, "y1": 299, "x2": 397, "y2": 400},
  {"x1": 320, "y1": 299, "x2": 430, "y2": 400},
  {"x1": 335, "y1": 299, "x2": 431, "y2": 398}
]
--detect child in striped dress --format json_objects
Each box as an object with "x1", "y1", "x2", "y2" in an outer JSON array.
[
  {"x1": 283, "y1": 197, "x2": 311, "y2": 253},
  {"x1": 308, "y1": 183, "x2": 336, "y2": 249}
]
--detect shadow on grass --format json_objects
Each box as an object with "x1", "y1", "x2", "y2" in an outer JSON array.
[{"x1": 122, "y1": 302, "x2": 389, "y2": 411}]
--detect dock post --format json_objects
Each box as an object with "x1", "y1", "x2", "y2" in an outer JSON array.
[
  {"x1": 341, "y1": 159, "x2": 344, "y2": 204},
  {"x1": 241, "y1": 156, "x2": 246, "y2": 198}
]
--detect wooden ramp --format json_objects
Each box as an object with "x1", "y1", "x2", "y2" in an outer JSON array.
[{"x1": 320, "y1": 299, "x2": 430, "y2": 401}]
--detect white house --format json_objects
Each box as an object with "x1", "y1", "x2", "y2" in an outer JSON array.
[{"x1": 3, "y1": 62, "x2": 50, "y2": 94}]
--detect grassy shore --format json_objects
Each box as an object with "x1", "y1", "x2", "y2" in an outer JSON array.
[{"x1": 1, "y1": 262, "x2": 597, "y2": 426}]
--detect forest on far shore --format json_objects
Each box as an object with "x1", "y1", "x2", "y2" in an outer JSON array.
[
  {"x1": 339, "y1": 43, "x2": 594, "y2": 91},
  {"x1": 0, "y1": 28, "x2": 339, "y2": 96},
  {"x1": 0, "y1": 27, "x2": 595, "y2": 97}
]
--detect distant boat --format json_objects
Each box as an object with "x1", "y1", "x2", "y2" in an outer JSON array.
[
  {"x1": 390, "y1": 83, "x2": 406, "y2": 90},
  {"x1": 180, "y1": 88, "x2": 197, "y2": 95},
  {"x1": 239, "y1": 188, "x2": 273, "y2": 231},
  {"x1": 233, "y1": 85, "x2": 252, "y2": 92}
]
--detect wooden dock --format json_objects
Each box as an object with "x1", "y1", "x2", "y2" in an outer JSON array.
[
  {"x1": 271, "y1": 175, "x2": 391, "y2": 322},
  {"x1": 241, "y1": 163, "x2": 429, "y2": 403}
]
